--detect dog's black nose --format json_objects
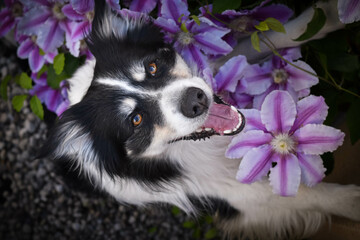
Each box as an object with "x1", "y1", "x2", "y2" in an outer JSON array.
[{"x1": 180, "y1": 87, "x2": 208, "y2": 118}]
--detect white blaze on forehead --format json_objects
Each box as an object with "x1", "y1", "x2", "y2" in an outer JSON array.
[
  {"x1": 120, "y1": 98, "x2": 137, "y2": 116},
  {"x1": 131, "y1": 64, "x2": 146, "y2": 82},
  {"x1": 171, "y1": 54, "x2": 192, "y2": 78},
  {"x1": 96, "y1": 78, "x2": 155, "y2": 96}
]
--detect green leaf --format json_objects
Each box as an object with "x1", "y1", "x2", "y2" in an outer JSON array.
[
  {"x1": 183, "y1": 221, "x2": 196, "y2": 228},
  {"x1": 39, "y1": 48, "x2": 45, "y2": 56},
  {"x1": 180, "y1": 22, "x2": 188, "y2": 33},
  {"x1": 37, "y1": 65, "x2": 48, "y2": 79},
  {"x1": 30, "y1": 95, "x2": 44, "y2": 120},
  {"x1": 54, "y1": 53, "x2": 65, "y2": 75},
  {"x1": 205, "y1": 228, "x2": 218, "y2": 239},
  {"x1": 1, "y1": 75, "x2": 11, "y2": 100},
  {"x1": 171, "y1": 206, "x2": 181, "y2": 216},
  {"x1": 204, "y1": 215, "x2": 213, "y2": 224},
  {"x1": 191, "y1": 15, "x2": 201, "y2": 25},
  {"x1": 255, "y1": 21, "x2": 269, "y2": 31},
  {"x1": 177, "y1": 13, "x2": 185, "y2": 23},
  {"x1": 47, "y1": 64, "x2": 68, "y2": 89},
  {"x1": 213, "y1": 0, "x2": 241, "y2": 13},
  {"x1": 192, "y1": 227, "x2": 201, "y2": 239},
  {"x1": 293, "y1": 7, "x2": 326, "y2": 41},
  {"x1": 19, "y1": 72, "x2": 33, "y2": 89},
  {"x1": 251, "y1": 31, "x2": 261, "y2": 52},
  {"x1": 347, "y1": 99, "x2": 360, "y2": 145},
  {"x1": 265, "y1": 17, "x2": 286, "y2": 33},
  {"x1": 148, "y1": 227, "x2": 157, "y2": 233},
  {"x1": 12, "y1": 95, "x2": 28, "y2": 112}
]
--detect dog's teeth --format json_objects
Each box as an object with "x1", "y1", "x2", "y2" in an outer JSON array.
[
  {"x1": 223, "y1": 129, "x2": 232, "y2": 134},
  {"x1": 205, "y1": 128, "x2": 212, "y2": 131},
  {"x1": 196, "y1": 129, "x2": 202, "y2": 133},
  {"x1": 231, "y1": 106, "x2": 238, "y2": 112}
]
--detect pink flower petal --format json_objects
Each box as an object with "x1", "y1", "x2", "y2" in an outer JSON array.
[
  {"x1": 260, "y1": 90, "x2": 296, "y2": 133},
  {"x1": 291, "y1": 95, "x2": 328, "y2": 133},
  {"x1": 286, "y1": 60, "x2": 319, "y2": 92},
  {"x1": 36, "y1": 18, "x2": 65, "y2": 53},
  {"x1": 62, "y1": 4, "x2": 84, "y2": 21},
  {"x1": 154, "y1": 17, "x2": 180, "y2": 34},
  {"x1": 226, "y1": 130, "x2": 273, "y2": 159},
  {"x1": 294, "y1": 124, "x2": 345, "y2": 155},
  {"x1": 236, "y1": 144, "x2": 273, "y2": 184},
  {"x1": 178, "y1": 44, "x2": 208, "y2": 71},
  {"x1": 193, "y1": 31, "x2": 233, "y2": 56},
  {"x1": 17, "y1": 7, "x2": 51, "y2": 36},
  {"x1": 297, "y1": 153, "x2": 326, "y2": 187},
  {"x1": 269, "y1": 153, "x2": 301, "y2": 196}
]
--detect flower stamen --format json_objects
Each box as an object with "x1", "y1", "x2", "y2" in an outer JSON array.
[
  {"x1": 272, "y1": 69, "x2": 288, "y2": 84},
  {"x1": 270, "y1": 133, "x2": 296, "y2": 154},
  {"x1": 52, "y1": 2, "x2": 65, "y2": 20},
  {"x1": 177, "y1": 31, "x2": 194, "y2": 45}
]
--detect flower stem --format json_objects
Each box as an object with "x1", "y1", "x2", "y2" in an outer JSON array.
[{"x1": 259, "y1": 31, "x2": 360, "y2": 98}]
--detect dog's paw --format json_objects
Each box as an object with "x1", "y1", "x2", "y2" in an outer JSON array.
[{"x1": 331, "y1": 185, "x2": 360, "y2": 221}]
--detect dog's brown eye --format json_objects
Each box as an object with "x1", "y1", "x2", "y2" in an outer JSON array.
[
  {"x1": 132, "y1": 114, "x2": 142, "y2": 126},
  {"x1": 149, "y1": 63, "x2": 157, "y2": 76}
]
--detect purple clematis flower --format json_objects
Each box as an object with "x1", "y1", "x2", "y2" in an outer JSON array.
[
  {"x1": 0, "y1": 0, "x2": 23, "y2": 37},
  {"x1": 62, "y1": 0, "x2": 94, "y2": 57},
  {"x1": 130, "y1": 0, "x2": 158, "y2": 13},
  {"x1": 338, "y1": 0, "x2": 360, "y2": 23},
  {"x1": 241, "y1": 47, "x2": 318, "y2": 109},
  {"x1": 17, "y1": 0, "x2": 71, "y2": 53},
  {"x1": 29, "y1": 72, "x2": 69, "y2": 116},
  {"x1": 154, "y1": 0, "x2": 232, "y2": 70},
  {"x1": 203, "y1": 55, "x2": 253, "y2": 108},
  {"x1": 17, "y1": 34, "x2": 58, "y2": 72},
  {"x1": 226, "y1": 90, "x2": 344, "y2": 196}
]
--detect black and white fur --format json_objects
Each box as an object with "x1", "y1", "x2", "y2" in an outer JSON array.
[{"x1": 43, "y1": 2, "x2": 360, "y2": 239}]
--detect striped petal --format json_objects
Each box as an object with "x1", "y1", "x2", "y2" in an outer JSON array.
[
  {"x1": 71, "y1": 0, "x2": 94, "y2": 14},
  {"x1": 62, "y1": 3, "x2": 84, "y2": 21},
  {"x1": 243, "y1": 64, "x2": 272, "y2": 95},
  {"x1": 286, "y1": 60, "x2": 319, "y2": 92},
  {"x1": 29, "y1": 47, "x2": 45, "y2": 72},
  {"x1": 17, "y1": 7, "x2": 51, "y2": 36},
  {"x1": 193, "y1": 31, "x2": 233, "y2": 56},
  {"x1": 215, "y1": 55, "x2": 247, "y2": 92},
  {"x1": 236, "y1": 145, "x2": 273, "y2": 184},
  {"x1": 0, "y1": 15, "x2": 15, "y2": 37},
  {"x1": 130, "y1": 0, "x2": 157, "y2": 13},
  {"x1": 179, "y1": 44, "x2": 208, "y2": 71},
  {"x1": 294, "y1": 124, "x2": 345, "y2": 155},
  {"x1": 36, "y1": 18, "x2": 65, "y2": 53},
  {"x1": 230, "y1": 92, "x2": 253, "y2": 109},
  {"x1": 226, "y1": 130, "x2": 272, "y2": 159},
  {"x1": 260, "y1": 90, "x2": 296, "y2": 133},
  {"x1": 297, "y1": 153, "x2": 326, "y2": 187},
  {"x1": 17, "y1": 38, "x2": 35, "y2": 59},
  {"x1": 240, "y1": 109, "x2": 267, "y2": 132},
  {"x1": 154, "y1": 17, "x2": 180, "y2": 34},
  {"x1": 291, "y1": 95, "x2": 328, "y2": 132},
  {"x1": 269, "y1": 153, "x2": 301, "y2": 196},
  {"x1": 338, "y1": 0, "x2": 360, "y2": 23},
  {"x1": 160, "y1": 0, "x2": 189, "y2": 21}
]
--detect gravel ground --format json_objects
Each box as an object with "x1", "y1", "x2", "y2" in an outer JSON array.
[{"x1": 0, "y1": 43, "x2": 218, "y2": 240}]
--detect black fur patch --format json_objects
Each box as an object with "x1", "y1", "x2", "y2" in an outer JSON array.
[{"x1": 188, "y1": 195, "x2": 240, "y2": 220}]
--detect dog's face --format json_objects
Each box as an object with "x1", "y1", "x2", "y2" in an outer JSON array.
[{"x1": 44, "y1": 2, "x2": 244, "y2": 184}]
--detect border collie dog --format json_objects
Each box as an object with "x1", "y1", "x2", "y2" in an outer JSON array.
[{"x1": 43, "y1": 1, "x2": 360, "y2": 239}]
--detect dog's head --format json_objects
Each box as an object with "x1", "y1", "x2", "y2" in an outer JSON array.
[{"x1": 43, "y1": 1, "x2": 245, "y2": 184}]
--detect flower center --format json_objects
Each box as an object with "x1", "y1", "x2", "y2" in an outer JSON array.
[
  {"x1": 272, "y1": 69, "x2": 288, "y2": 84},
  {"x1": 31, "y1": 35, "x2": 37, "y2": 43},
  {"x1": 229, "y1": 16, "x2": 252, "y2": 32},
  {"x1": 52, "y1": 2, "x2": 65, "y2": 20},
  {"x1": 270, "y1": 133, "x2": 296, "y2": 154},
  {"x1": 12, "y1": 2, "x2": 23, "y2": 17},
  {"x1": 86, "y1": 10, "x2": 94, "y2": 22},
  {"x1": 177, "y1": 31, "x2": 193, "y2": 46}
]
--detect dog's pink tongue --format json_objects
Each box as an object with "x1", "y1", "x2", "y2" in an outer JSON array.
[{"x1": 203, "y1": 104, "x2": 240, "y2": 135}]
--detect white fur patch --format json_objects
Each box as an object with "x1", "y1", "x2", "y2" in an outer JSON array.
[
  {"x1": 120, "y1": 98, "x2": 137, "y2": 117},
  {"x1": 171, "y1": 54, "x2": 192, "y2": 78},
  {"x1": 131, "y1": 64, "x2": 146, "y2": 82},
  {"x1": 67, "y1": 59, "x2": 96, "y2": 105}
]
